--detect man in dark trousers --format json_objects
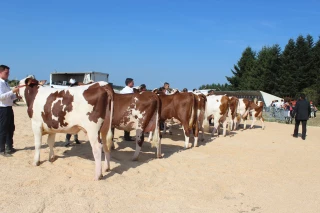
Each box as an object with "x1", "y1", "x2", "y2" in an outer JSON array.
[
  {"x1": 0, "y1": 65, "x2": 20, "y2": 156},
  {"x1": 293, "y1": 93, "x2": 311, "y2": 140}
]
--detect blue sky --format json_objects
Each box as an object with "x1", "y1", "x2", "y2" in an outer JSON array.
[{"x1": 1, "y1": 0, "x2": 320, "y2": 90}]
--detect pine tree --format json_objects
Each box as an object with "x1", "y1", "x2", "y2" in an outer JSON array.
[
  {"x1": 226, "y1": 47, "x2": 256, "y2": 90},
  {"x1": 278, "y1": 39, "x2": 297, "y2": 97}
]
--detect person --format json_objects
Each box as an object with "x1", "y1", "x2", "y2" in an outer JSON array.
[
  {"x1": 292, "y1": 93, "x2": 311, "y2": 140},
  {"x1": 120, "y1": 78, "x2": 135, "y2": 141},
  {"x1": 0, "y1": 65, "x2": 20, "y2": 156},
  {"x1": 163, "y1": 82, "x2": 170, "y2": 95},
  {"x1": 139, "y1": 84, "x2": 147, "y2": 92},
  {"x1": 182, "y1": 88, "x2": 188, "y2": 92},
  {"x1": 207, "y1": 90, "x2": 215, "y2": 96},
  {"x1": 65, "y1": 78, "x2": 81, "y2": 147}
]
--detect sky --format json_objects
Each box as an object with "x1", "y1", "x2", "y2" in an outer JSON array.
[{"x1": 1, "y1": 0, "x2": 320, "y2": 90}]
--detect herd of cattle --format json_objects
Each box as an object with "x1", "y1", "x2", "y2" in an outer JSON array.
[{"x1": 18, "y1": 76, "x2": 265, "y2": 180}]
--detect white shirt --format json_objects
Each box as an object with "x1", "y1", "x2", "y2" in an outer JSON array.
[
  {"x1": 0, "y1": 78, "x2": 17, "y2": 107},
  {"x1": 120, "y1": 86, "x2": 134, "y2": 94}
]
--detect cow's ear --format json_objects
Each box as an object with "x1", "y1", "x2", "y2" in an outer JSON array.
[
  {"x1": 25, "y1": 78, "x2": 39, "y2": 87},
  {"x1": 39, "y1": 80, "x2": 47, "y2": 86},
  {"x1": 152, "y1": 88, "x2": 158, "y2": 93}
]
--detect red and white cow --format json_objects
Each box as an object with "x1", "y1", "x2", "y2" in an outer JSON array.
[
  {"x1": 236, "y1": 98, "x2": 251, "y2": 130},
  {"x1": 101, "y1": 91, "x2": 161, "y2": 161},
  {"x1": 249, "y1": 101, "x2": 265, "y2": 129},
  {"x1": 228, "y1": 96, "x2": 239, "y2": 131},
  {"x1": 203, "y1": 95, "x2": 230, "y2": 137},
  {"x1": 236, "y1": 99, "x2": 265, "y2": 130},
  {"x1": 193, "y1": 92, "x2": 207, "y2": 146},
  {"x1": 150, "y1": 92, "x2": 196, "y2": 149},
  {"x1": 19, "y1": 77, "x2": 114, "y2": 180}
]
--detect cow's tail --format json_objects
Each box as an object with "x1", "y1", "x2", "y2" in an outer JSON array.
[
  {"x1": 188, "y1": 95, "x2": 196, "y2": 128},
  {"x1": 106, "y1": 88, "x2": 114, "y2": 151},
  {"x1": 151, "y1": 100, "x2": 160, "y2": 148}
]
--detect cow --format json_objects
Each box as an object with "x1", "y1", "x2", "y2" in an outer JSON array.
[
  {"x1": 248, "y1": 101, "x2": 265, "y2": 129},
  {"x1": 150, "y1": 91, "x2": 196, "y2": 149},
  {"x1": 193, "y1": 92, "x2": 207, "y2": 146},
  {"x1": 203, "y1": 95, "x2": 230, "y2": 137},
  {"x1": 236, "y1": 98, "x2": 265, "y2": 130},
  {"x1": 235, "y1": 98, "x2": 251, "y2": 130},
  {"x1": 228, "y1": 96, "x2": 239, "y2": 131},
  {"x1": 102, "y1": 91, "x2": 161, "y2": 161},
  {"x1": 18, "y1": 76, "x2": 114, "y2": 181}
]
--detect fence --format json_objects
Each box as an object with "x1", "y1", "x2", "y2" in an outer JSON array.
[{"x1": 263, "y1": 107, "x2": 293, "y2": 124}]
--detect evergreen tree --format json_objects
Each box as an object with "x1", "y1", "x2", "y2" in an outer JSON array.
[
  {"x1": 295, "y1": 35, "x2": 314, "y2": 91},
  {"x1": 226, "y1": 47, "x2": 256, "y2": 90},
  {"x1": 278, "y1": 39, "x2": 297, "y2": 97}
]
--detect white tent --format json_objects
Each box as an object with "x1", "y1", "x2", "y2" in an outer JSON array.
[{"x1": 260, "y1": 91, "x2": 283, "y2": 107}]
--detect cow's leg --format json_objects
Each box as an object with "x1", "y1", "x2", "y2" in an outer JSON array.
[
  {"x1": 100, "y1": 131, "x2": 111, "y2": 172},
  {"x1": 222, "y1": 119, "x2": 228, "y2": 137},
  {"x1": 211, "y1": 118, "x2": 219, "y2": 137},
  {"x1": 148, "y1": 131, "x2": 153, "y2": 143},
  {"x1": 250, "y1": 116, "x2": 257, "y2": 129},
  {"x1": 32, "y1": 124, "x2": 42, "y2": 166},
  {"x1": 260, "y1": 117, "x2": 265, "y2": 130},
  {"x1": 132, "y1": 129, "x2": 144, "y2": 161},
  {"x1": 243, "y1": 118, "x2": 247, "y2": 130},
  {"x1": 47, "y1": 133, "x2": 56, "y2": 162},
  {"x1": 193, "y1": 120, "x2": 199, "y2": 147},
  {"x1": 182, "y1": 125, "x2": 190, "y2": 149},
  {"x1": 88, "y1": 133, "x2": 103, "y2": 180}
]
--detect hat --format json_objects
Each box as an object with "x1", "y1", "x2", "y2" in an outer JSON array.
[{"x1": 69, "y1": 78, "x2": 76, "y2": 84}]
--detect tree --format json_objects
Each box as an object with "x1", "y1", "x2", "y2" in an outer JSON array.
[
  {"x1": 295, "y1": 35, "x2": 314, "y2": 91},
  {"x1": 277, "y1": 38, "x2": 297, "y2": 97},
  {"x1": 226, "y1": 47, "x2": 256, "y2": 90}
]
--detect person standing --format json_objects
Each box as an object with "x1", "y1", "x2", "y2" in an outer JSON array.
[
  {"x1": 65, "y1": 78, "x2": 81, "y2": 147},
  {"x1": 0, "y1": 65, "x2": 19, "y2": 156},
  {"x1": 293, "y1": 93, "x2": 311, "y2": 140},
  {"x1": 120, "y1": 78, "x2": 134, "y2": 141}
]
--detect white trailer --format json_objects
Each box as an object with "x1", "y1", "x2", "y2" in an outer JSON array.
[{"x1": 50, "y1": 71, "x2": 109, "y2": 89}]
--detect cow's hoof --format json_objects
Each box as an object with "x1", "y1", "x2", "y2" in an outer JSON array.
[
  {"x1": 33, "y1": 161, "x2": 40, "y2": 166},
  {"x1": 157, "y1": 155, "x2": 163, "y2": 159},
  {"x1": 105, "y1": 168, "x2": 111, "y2": 172},
  {"x1": 132, "y1": 157, "x2": 139, "y2": 161},
  {"x1": 94, "y1": 174, "x2": 103, "y2": 181}
]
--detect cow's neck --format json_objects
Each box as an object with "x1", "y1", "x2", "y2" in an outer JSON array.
[{"x1": 24, "y1": 86, "x2": 39, "y2": 118}]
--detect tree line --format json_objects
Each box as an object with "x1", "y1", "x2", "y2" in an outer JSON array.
[{"x1": 200, "y1": 34, "x2": 320, "y2": 105}]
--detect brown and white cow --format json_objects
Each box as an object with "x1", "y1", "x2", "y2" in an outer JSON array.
[
  {"x1": 236, "y1": 98, "x2": 251, "y2": 130},
  {"x1": 193, "y1": 92, "x2": 207, "y2": 146},
  {"x1": 248, "y1": 101, "x2": 265, "y2": 129},
  {"x1": 236, "y1": 98, "x2": 265, "y2": 130},
  {"x1": 150, "y1": 92, "x2": 196, "y2": 149},
  {"x1": 101, "y1": 91, "x2": 161, "y2": 161},
  {"x1": 203, "y1": 95, "x2": 230, "y2": 137},
  {"x1": 18, "y1": 77, "x2": 114, "y2": 180},
  {"x1": 228, "y1": 96, "x2": 239, "y2": 131}
]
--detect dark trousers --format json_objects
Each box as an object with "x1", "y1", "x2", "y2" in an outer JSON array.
[
  {"x1": 66, "y1": 134, "x2": 78, "y2": 141},
  {"x1": 294, "y1": 119, "x2": 307, "y2": 139},
  {"x1": 0, "y1": 107, "x2": 15, "y2": 152},
  {"x1": 124, "y1": 131, "x2": 130, "y2": 139}
]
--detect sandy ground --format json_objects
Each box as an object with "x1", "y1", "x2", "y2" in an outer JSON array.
[{"x1": 1, "y1": 106, "x2": 320, "y2": 213}]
